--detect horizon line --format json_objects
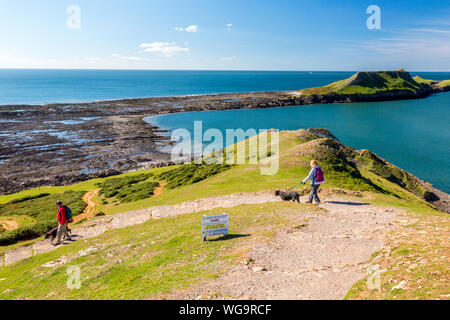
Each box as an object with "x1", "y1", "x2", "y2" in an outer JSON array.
[{"x1": 0, "y1": 67, "x2": 449, "y2": 73}]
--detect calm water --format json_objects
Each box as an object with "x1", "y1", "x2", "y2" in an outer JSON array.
[
  {"x1": 0, "y1": 69, "x2": 362, "y2": 105},
  {"x1": 147, "y1": 91, "x2": 450, "y2": 193},
  {"x1": 1, "y1": 69, "x2": 449, "y2": 193}
]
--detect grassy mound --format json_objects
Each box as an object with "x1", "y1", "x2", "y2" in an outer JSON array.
[
  {"x1": 437, "y1": 79, "x2": 450, "y2": 89},
  {"x1": 301, "y1": 70, "x2": 427, "y2": 96},
  {"x1": 156, "y1": 163, "x2": 233, "y2": 189},
  {"x1": 0, "y1": 191, "x2": 86, "y2": 245},
  {"x1": 356, "y1": 150, "x2": 427, "y2": 197},
  {"x1": 96, "y1": 173, "x2": 159, "y2": 203},
  {"x1": 412, "y1": 76, "x2": 437, "y2": 85},
  {"x1": 292, "y1": 128, "x2": 438, "y2": 201}
]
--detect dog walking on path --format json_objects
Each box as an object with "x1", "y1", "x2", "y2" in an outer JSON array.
[{"x1": 302, "y1": 160, "x2": 326, "y2": 205}]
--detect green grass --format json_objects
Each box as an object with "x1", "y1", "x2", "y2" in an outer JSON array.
[
  {"x1": 0, "y1": 128, "x2": 447, "y2": 300},
  {"x1": 413, "y1": 76, "x2": 450, "y2": 89},
  {"x1": 437, "y1": 79, "x2": 450, "y2": 88},
  {"x1": 412, "y1": 76, "x2": 436, "y2": 84},
  {"x1": 0, "y1": 202, "x2": 314, "y2": 300},
  {"x1": 345, "y1": 206, "x2": 449, "y2": 300},
  {"x1": 0, "y1": 191, "x2": 86, "y2": 246},
  {"x1": 300, "y1": 70, "x2": 426, "y2": 96}
]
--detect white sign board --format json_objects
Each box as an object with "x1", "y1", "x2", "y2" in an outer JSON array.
[{"x1": 201, "y1": 214, "x2": 229, "y2": 240}]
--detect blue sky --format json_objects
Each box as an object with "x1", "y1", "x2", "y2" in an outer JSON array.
[{"x1": 0, "y1": 0, "x2": 449, "y2": 71}]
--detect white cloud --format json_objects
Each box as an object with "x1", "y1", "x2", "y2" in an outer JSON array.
[
  {"x1": 226, "y1": 23, "x2": 233, "y2": 28},
  {"x1": 409, "y1": 28, "x2": 450, "y2": 34},
  {"x1": 140, "y1": 42, "x2": 189, "y2": 57},
  {"x1": 220, "y1": 56, "x2": 236, "y2": 61},
  {"x1": 175, "y1": 25, "x2": 199, "y2": 32}
]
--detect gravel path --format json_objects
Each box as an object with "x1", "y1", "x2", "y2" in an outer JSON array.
[
  {"x1": 1, "y1": 192, "x2": 281, "y2": 266},
  {"x1": 161, "y1": 199, "x2": 405, "y2": 300},
  {"x1": 1, "y1": 192, "x2": 405, "y2": 300}
]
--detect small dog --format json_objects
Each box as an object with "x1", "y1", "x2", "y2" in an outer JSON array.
[
  {"x1": 45, "y1": 227, "x2": 72, "y2": 241},
  {"x1": 275, "y1": 190, "x2": 300, "y2": 203}
]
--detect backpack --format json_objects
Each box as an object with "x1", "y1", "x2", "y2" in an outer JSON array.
[
  {"x1": 65, "y1": 206, "x2": 73, "y2": 220},
  {"x1": 315, "y1": 167, "x2": 325, "y2": 183}
]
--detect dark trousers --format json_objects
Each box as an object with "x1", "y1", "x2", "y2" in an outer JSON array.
[{"x1": 308, "y1": 184, "x2": 321, "y2": 204}]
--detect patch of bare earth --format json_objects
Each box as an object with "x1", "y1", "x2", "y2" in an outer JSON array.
[
  {"x1": 160, "y1": 197, "x2": 407, "y2": 300},
  {"x1": 0, "y1": 220, "x2": 19, "y2": 231},
  {"x1": 153, "y1": 183, "x2": 165, "y2": 197},
  {"x1": 71, "y1": 189, "x2": 99, "y2": 224}
]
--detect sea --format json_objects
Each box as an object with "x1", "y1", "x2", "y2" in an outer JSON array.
[{"x1": 1, "y1": 69, "x2": 449, "y2": 193}]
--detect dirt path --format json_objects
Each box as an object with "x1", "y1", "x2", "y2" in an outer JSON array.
[
  {"x1": 153, "y1": 183, "x2": 165, "y2": 197},
  {"x1": 71, "y1": 189, "x2": 99, "y2": 224},
  {"x1": 0, "y1": 220, "x2": 19, "y2": 231},
  {"x1": 1, "y1": 190, "x2": 406, "y2": 301},
  {"x1": 1, "y1": 191, "x2": 281, "y2": 266},
  {"x1": 161, "y1": 199, "x2": 406, "y2": 300}
]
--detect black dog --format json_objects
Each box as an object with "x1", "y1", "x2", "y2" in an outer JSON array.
[
  {"x1": 275, "y1": 190, "x2": 300, "y2": 203},
  {"x1": 45, "y1": 227, "x2": 72, "y2": 241}
]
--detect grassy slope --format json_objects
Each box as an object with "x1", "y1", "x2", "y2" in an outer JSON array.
[
  {"x1": 0, "y1": 202, "x2": 320, "y2": 299},
  {"x1": 0, "y1": 129, "x2": 447, "y2": 300},
  {"x1": 300, "y1": 70, "x2": 427, "y2": 96},
  {"x1": 437, "y1": 79, "x2": 450, "y2": 88},
  {"x1": 413, "y1": 76, "x2": 436, "y2": 84},
  {"x1": 413, "y1": 76, "x2": 450, "y2": 89}
]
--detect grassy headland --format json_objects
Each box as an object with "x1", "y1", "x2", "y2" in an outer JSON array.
[
  {"x1": 0, "y1": 128, "x2": 448, "y2": 300},
  {"x1": 299, "y1": 69, "x2": 435, "y2": 96}
]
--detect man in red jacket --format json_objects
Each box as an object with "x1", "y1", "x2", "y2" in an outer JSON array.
[{"x1": 53, "y1": 200, "x2": 72, "y2": 246}]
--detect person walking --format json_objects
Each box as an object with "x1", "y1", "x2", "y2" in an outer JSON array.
[
  {"x1": 53, "y1": 200, "x2": 72, "y2": 246},
  {"x1": 302, "y1": 160, "x2": 325, "y2": 205}
]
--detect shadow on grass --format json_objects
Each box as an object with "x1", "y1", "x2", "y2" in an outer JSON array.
[
  {"x1": 326, "y1": 201, "x2": 370, "y2": 206},
  {"x1": 207, "y1": 234, "x2": 251, "y2": 242}
]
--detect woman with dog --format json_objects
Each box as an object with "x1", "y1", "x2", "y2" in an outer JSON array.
[
  {"x1": 302, "y1": 160, "x2": 325, "y2": 205},
  {"x1": 53, "y1": 200, "x2": 72, "y2": 246}
]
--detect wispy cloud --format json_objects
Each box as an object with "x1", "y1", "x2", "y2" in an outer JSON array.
[
  {"x1": 112, "y1": 53, "x2": 146, "y2": 61},
  {"x1": 220, "y1": 56, "x2": 236, "y2": 61},
  {"x1": 352, "y1": 37, "x2": 450, "y2": 58},
  {"x1": 226, "y1": 23, "x2": 233, "y2": 30},
  {"x1": 409, "y1": 28, "x2": 450, "y2": 34},
  {"x1": 139, "y1": 42, "x2": 189, "y2": 57},
  {"x1": 174, "y1": 25, "x2": 199, "y2": 32}
]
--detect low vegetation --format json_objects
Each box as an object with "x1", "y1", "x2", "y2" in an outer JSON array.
[
  {"x1": 0, "y1": 191, "x2": 86, "y2": 246},
  {"x1": 356, "y1": 150, "x2": 428, "y2": 198},
  {"x1": 96, "y1": 173, "x2": 159, "y2": 203},
  {"x1": 156, "y1": 163, "x2": 233, "y2": 189}
]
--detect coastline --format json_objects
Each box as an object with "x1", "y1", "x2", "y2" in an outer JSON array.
[{"x1": 0, "y1": 86, "x2": 449, "y2": 202}]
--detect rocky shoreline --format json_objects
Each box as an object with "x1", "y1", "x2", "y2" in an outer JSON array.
[{"x1": 0, "y1": 84, "x2": 449, "y2": 196}]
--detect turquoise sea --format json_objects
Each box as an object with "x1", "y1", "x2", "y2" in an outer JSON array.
[
  {"x1": 144, "y1": 74, "x2": 450, "y2": 193},
  {"x1": 1, "y1": 69, "x2": 449, "y2": 193}
]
